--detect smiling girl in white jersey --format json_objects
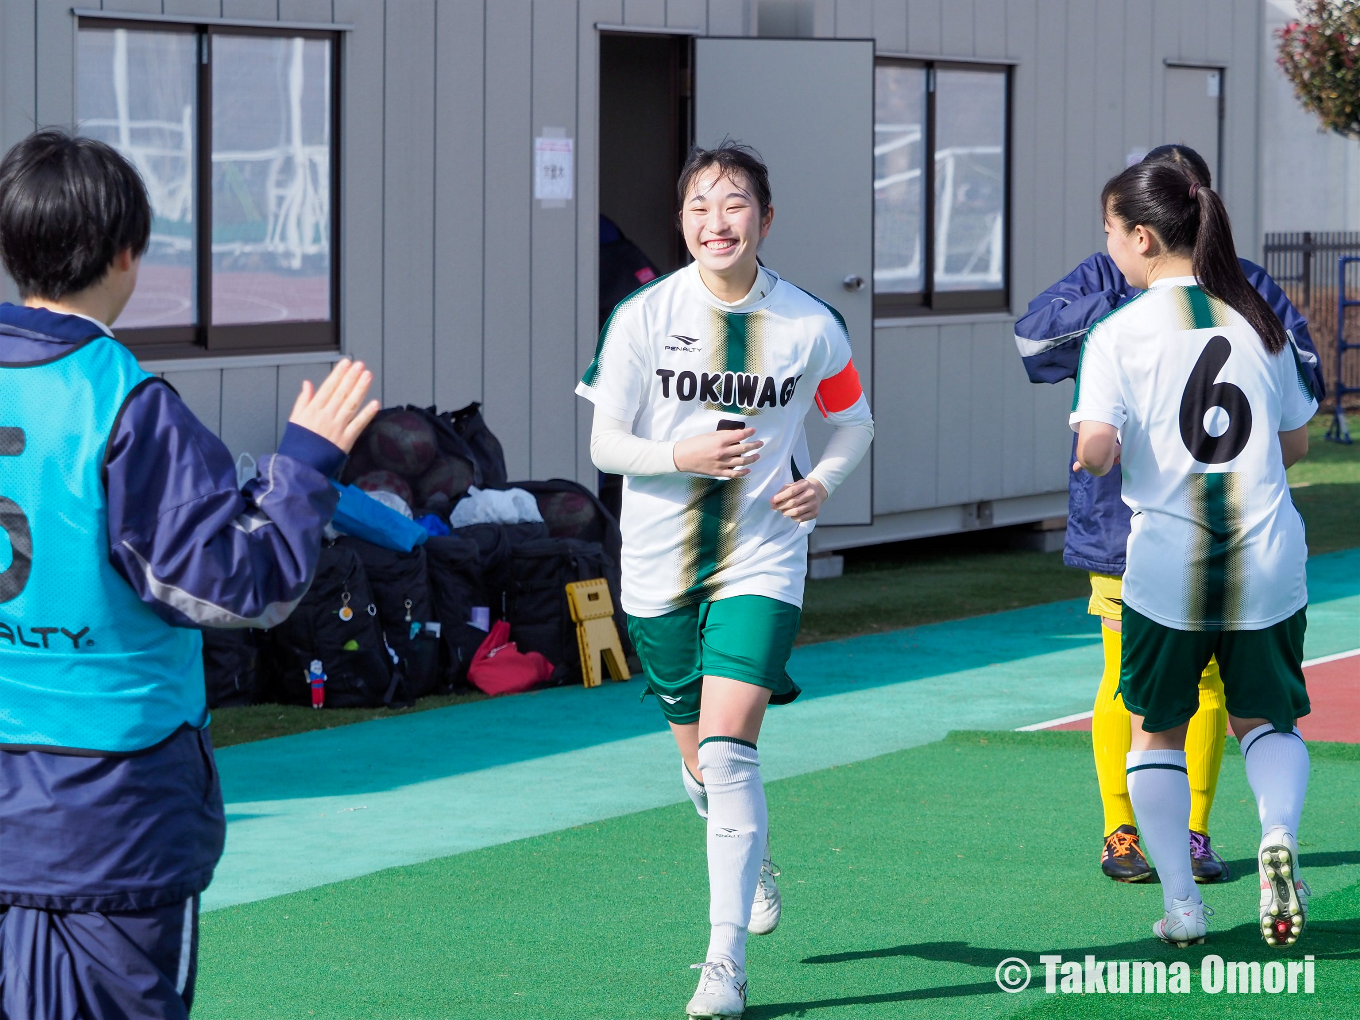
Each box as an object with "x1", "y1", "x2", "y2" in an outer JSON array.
[
  {"x1": 576, "y1": 143, "x2": 873, "y2": 1018},
  {"x1": 1071, "y1": 161, "x2": 1316, "y2": 951}
]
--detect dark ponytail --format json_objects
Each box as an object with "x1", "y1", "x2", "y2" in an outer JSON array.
[{"x1": 1100, "y1": 163, "x2": 1286, "y2": 354}]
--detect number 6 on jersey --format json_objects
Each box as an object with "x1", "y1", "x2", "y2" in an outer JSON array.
[{"x1": 1179, "y1": 335, "x2": 1252, "y2": 464}]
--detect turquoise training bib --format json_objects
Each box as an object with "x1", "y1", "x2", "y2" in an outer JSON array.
[{"x1": 0, "y1": 334, "x2": 205, "y2": 753}]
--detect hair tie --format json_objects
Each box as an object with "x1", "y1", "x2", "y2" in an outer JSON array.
[{"x1": 1189, "y1": 182, "x2": 1201, "y2": 199}]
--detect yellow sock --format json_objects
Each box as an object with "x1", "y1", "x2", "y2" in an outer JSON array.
[
  {"x1": 1186, "y1": 658, "x2": 1227, "y2": 835},
  {"x1": 1091, "y1": 622, "x2": 1135, "y2": 835}
]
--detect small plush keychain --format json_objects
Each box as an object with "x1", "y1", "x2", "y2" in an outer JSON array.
[
  {"x1": 307, "y1": 659, "x2": 326, "y2": 709},
  {"x1": 338, "y1": 591, "x2": 353, "y2": 622}
]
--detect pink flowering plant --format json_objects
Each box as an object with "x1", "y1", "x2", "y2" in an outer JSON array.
[{"x1": 1278, "y1": 0, "x2": 1360, "y2": 138}]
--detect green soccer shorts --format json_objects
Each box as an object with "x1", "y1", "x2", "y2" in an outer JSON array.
[
  {"x1": 1119, "y1": 605, "x2": 1310, "y2": 733},
  {"x1": 626, "y1": 595, "x2": 803, "y2": 725}
]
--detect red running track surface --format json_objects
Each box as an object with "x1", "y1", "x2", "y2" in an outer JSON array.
[{"x1": 1043, "y1": 652, "x2": 1359, "y2": 742}]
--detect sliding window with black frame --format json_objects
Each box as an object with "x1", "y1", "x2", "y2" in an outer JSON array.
[
  {"x1": 874, "y1": 59, "x2": 1011, "y2": 317},
  {"x1": 77, "y1": 19, "x2": 340, "y2": 358}
]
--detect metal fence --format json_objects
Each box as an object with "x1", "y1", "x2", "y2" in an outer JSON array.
[{"x1": 1262, "y1": 231, "x2": 1360, "y2": 408}]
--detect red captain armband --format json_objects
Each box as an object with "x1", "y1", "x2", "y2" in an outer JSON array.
[{"x1": 814, "y1": 359, "x2": 863, "y2": 417}]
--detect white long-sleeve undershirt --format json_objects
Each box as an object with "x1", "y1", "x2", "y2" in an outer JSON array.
[{"x1": 589, "y1": 404, "x2": 874, "y2": 497}]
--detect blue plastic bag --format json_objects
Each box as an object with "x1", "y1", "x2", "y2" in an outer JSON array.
[{"x1": 329, "y1": 482, "x2": 429, "y2": 552}]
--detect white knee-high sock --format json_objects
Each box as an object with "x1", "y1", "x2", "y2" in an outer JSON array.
[
  {"x1": 1241, "y1": 725, "x2": 1309, "y2": 837},
  {"x1": 698, "y1": 737, "x2": 766, "y2": 969},
  {"x1": 682, "y1": 760, "x2": 708, "y2": 820},
  {"x1": 1126, "y1": 749, "x2": 1198, "y2": 908}
]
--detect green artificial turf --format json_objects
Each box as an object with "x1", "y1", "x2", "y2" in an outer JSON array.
[{"x1": 196, "y1": 730, "x2": 1360, "y2": 1018}]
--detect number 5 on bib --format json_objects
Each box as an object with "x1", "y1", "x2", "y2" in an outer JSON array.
[
  {"x1": 1179, "y1": 336, "x2": 1252, "y2": 464},
  {"x1": 0, "y1": 426, "x2": 31, "y2": 604}
]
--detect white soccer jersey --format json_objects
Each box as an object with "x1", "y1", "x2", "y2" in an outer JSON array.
[
  {"x1": 1070, "y1": 277, "x2": 1318, "y2": 631},
  {"x1": 576, "y1": 263, "x2": 870, "y2": 618}
]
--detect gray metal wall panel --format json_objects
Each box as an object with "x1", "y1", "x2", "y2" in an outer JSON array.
[
  {"x1": 164, "y1": 1, "x2": 226, "y2": 17},
  {"x1": 36, "y1": 0, "x2": 74, "y2": 129},
  {"x1": 222, "y1": 0, "x2": 278, "y2": 19},
  {"x1": 163, "y1": 369, "x2": 223, "y2": 436},
  {"x1": 934, "y1": 323, "x2": 972, "y2": 506},
  {"x1": 973, "y1": 0, "x2": 1007, "y2": 60},
  {"x1": 1122, "y1": 0, "x2": 1153, "y2": 164},
  {"x1": 966, "y1": 325, "x2": 1005, "y2": 500},
  {"x1": 835, "y1": 0, "x2": 873, "y2": 38},
  {"x1": 529, "y1": 0, "x2": 579, "y2": 479},
  {"x1": 279, "y1": 0, "x2": 333, "y2": 21},
  {"x1": 481, "y1": 0, "x2": 532, "y2": 479},
  {"x1": 871, "y1": 326, "x2": 938, "y2": 513},
  {"x1": 665, "y1": 0, "x2": 706, "y2": 30},
  {"x1": 381, "y1": 0, "x2": 437, "y2": 409},
  {"x1": 1006, "y1": 0, "x2": 1036, "y2": 310},
  {"x1": 871, "y1": 0, "x2": 907, "y2": 51},
  {"x1": 624, "y1": 0, "x2": 666, "y2": 26},
  {"x1": 575, "y1": 0, "x2": 619, "y2": 483},
  {"x1": 219, "y1": 366, "x2": 279, "y2": 458},
  {"x1": 433, "y1": 0, "x2": 486, "y2": 412},
  {"x1": 1, "y1": 0, "x2": 36, "y2": 302},
  {"x1": 334, "y1": 0, "x2": 385, "y2": 393},
  {"x1": 102, "y1": 0, "x2": 166, "y2": 14},
  {"x1": 906, "y1": 0, "x2": 940, "y2": 53},
  {"x1": 705, "y1": 0, "x2": 747, "y2": 35},
  {"x1": 941, "y1": 0, "x2": 973, "y2": 56},
  {"x1": 2, "y1": 0, "x2": 1263, "y2": 530},
  {"x1": 1093, "y1": 0, "x2": 1124, "y2": 215},
  {"x1": 1062, "y1": 0, "x2": 1097, "y2": 264}
]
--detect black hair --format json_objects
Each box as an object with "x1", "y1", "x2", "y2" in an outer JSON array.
[
  {"x1": 1143, "y1": 143, "x2": 1212, "y2": 189},
  {"x1": 676, "y1": 140, "x2": 772, "y2": 221},
  {"x1": 1101, "y1": 162, "x2": 1286, "y2": 354},
  {"x1": 0, "y1": 128, "x2": 151, "y2": 301}
]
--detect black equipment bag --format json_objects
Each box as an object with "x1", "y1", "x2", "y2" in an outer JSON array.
[
  {"x1": 340, "y1": 538, "x2": 439, "y2": 700},
  {"x1": 509, "y1": 478, "x2": 630, "y2": 657},
  {"x1": 437, "y1": 402, "x2": 508, "y2": 490},
  {"x1": 202, "y1": 628, "x2": 262, "y2": 709},
  {"x1": 424, "y1": 534, "x2": 489, "y2": 690},
  {"x1": 264, "y1": 543, "x2": 397, "y2": 708},
  {"x1": 449, "y1": 521, "x2": 549, "y2": 619},
  {"x1": 506, "y1": 537, "x2": 612, "y2": 685}
]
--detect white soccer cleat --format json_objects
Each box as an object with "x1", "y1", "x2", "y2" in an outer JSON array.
[
  {"x1": 748, "y1": 842, "x2": 781, "y2": 936},
  {"x1": 1259, "y1": 827, "x2": 1309, "y2": 947},
  {"x1": 686, "y1": 958, "x2": 747, "y2": 1018},
  {"x1": 1153, "y1": 895, "x2": 1210, "y2": 948}
]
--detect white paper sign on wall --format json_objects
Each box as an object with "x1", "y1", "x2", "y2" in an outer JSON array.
[{"x1": 535, "y1": 133, "x2": 574, "y2": 206}]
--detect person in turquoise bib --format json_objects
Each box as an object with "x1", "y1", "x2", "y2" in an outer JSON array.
[{"x1": 0, "y1": 130, "x2": 379, "y2": 1019}]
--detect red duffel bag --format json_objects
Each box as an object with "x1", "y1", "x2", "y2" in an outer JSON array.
[{"x1": 467, "y1": 619, "x2": 554, "y2": 696}]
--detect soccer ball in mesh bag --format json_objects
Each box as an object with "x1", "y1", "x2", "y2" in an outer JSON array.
[
  {"x1": 415, "y1": 454, "x2": 475, "y2": 511},
  {"x1": 538, "y1": 491, "x2": 598, "y2": 539},
  {"x1": 366, "y1": 410, "x2": 437, "y2": 478},
  {"x1": 354, "y1": 470, "x2": 414, "y2": 509}
]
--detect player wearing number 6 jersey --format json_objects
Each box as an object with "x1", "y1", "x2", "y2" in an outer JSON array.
[
  {"x1": 1072, "y1": 160, "x2": 1317, "y2": 950},
  {"x1": 578, "y1": 143, "x2": 872, "y2": 1018}
]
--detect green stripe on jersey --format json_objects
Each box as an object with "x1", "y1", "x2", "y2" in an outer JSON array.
[
  {"x1": 704, "y1": 309, "x2": 765, "y2": 416},
  {"x1": 1178, "y1": 286, "x2": 1229, "y2": 331},
  {"x1": 580, "y1": 271, "x2": 673, "y2": 387},
  {"x1": 1185, "y1": 472, "x2": 1245, "y2": 628},
  {"x1": 676, "y1": 476, "x2": 744, "y2": 605}
]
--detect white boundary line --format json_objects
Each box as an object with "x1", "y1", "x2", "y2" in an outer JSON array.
[
  {"x1": 1016, "y1": 710, "x2": 1093, "y2": 732},
  {"x1": 1302, "y1": 648, "x2": 1360, "y2": 668},
  {"x1": 1016, "y1": 648, "x2": 1359, "y2": 732}
]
